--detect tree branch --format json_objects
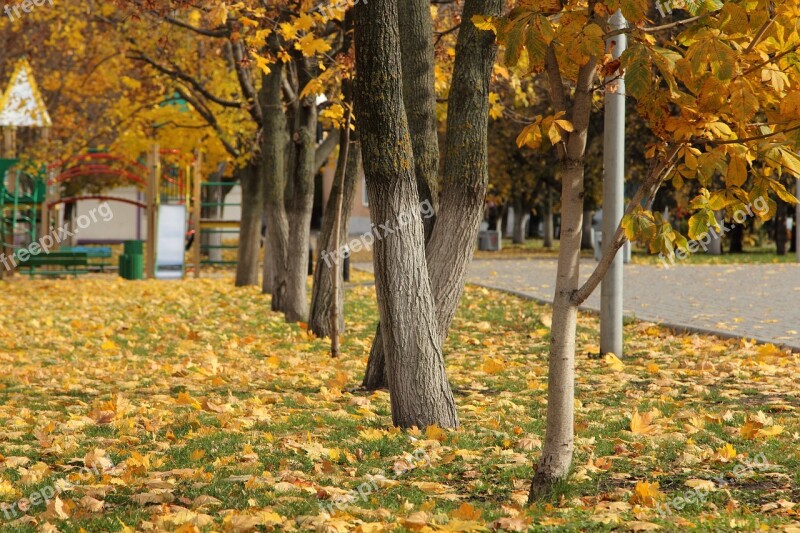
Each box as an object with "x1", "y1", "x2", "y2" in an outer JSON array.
[
  {"x1": 571, "y1": 144, "x2": 682, "y2": 306},
  {"x1": 230, "y1": 38, "x2": 265, "y2": 126},
  {"x1": 161, "y1": 13, "x2": 231, "y2": 37},
  {"x1": 129, "y1": 51, "x2": 243, "y2": 108},
  {"x1": 315, "y1": 128, "x2": 341, "y2": 172},
  {"x1": 175, "y1": 87, "x2": 241, "y2": 158}
]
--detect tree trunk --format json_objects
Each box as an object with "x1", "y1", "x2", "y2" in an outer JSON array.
[
  {"x1": 729, "y1": 222, "x2": 744, "y2": 253},
  {"x1": 543, "y1": 189, "x2": 554, "y2": 248},
  {"x1": 362, "y1": 0, "x2": 440, "y2": 389},
  {"x1": 362, "y1": 0, "x2": 502, "y2": 390},
  {"x1": 235, "y1": 161, "x2": 263, "y2": 286},
  {"x1": 529, "y1": 161, "x2": 583, "y2": 499},
  {"x1": 707, "y1": 210, "x2": 724, "y2": 255},
  {"x1": 261, "y1": 57, "x2": 291, "y2": 312},
  {"x1": 513, "y1": 199, "x2": 526, "y2": 244},
  {"x1": 399, "y1": 0, "x2": 440, "y2": 238},
  {"x1": 529, "y1": 49, "x2": 596, "y2": 500},
  {"x1": 282, "y1": 54, "x2": 318, "y2": 323},
  {"x1": 354, "y1": 0, "x2": 458, "y2": 429},
  {"x1": 309, "y1": 140, "x2": 361, "y2": 338}
]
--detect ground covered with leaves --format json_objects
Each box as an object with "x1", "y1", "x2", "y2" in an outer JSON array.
[{"x1": 0, "y1": 276, "x2": 799, "y2": 532}]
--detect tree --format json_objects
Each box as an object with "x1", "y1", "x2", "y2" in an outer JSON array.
[
  {"x1": 353, "y1": 0, "x2": 458, "y2": 428},
  {"x1": 484, "y1": 0, "x2": 800, "y2": 497},
  {"x1": 360, "y1": 0, "x2": 502, "y2": 394},
  {"x1": 116, "y1": 1, "x2": 345, "y2": 314}
]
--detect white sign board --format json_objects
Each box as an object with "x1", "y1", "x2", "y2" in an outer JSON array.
[
  {"x1": 155, "y1": 204, "x2": 186, "y2": 280},
  {"x1": 0, "y1": 59, "x2": 52, "y2": 127}
]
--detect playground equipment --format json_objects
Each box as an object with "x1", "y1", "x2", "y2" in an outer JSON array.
[
  {"x1": 0, "y1": 159, "x2": 47, "y2": 275},
  {"x1": 191, "y1": 164, "x2": 241, "y2": 277},
  {"x1": 45, "y1": 146, "x2": 206, "y2": 279}
]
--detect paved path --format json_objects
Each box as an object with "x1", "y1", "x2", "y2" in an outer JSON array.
[
  {"x1": 355, "y1": 259, "x2": 800, "y2": 350},
  {"x1": 466, "y1": 258, "x2": 800, "y2": 350}
]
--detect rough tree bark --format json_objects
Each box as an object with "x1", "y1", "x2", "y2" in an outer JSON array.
[
  {"x1": 282, "y1": 53, "x2": 318, "y2": 322},
  {"x1": 354, "y1": 0, "x2": 458, "y2": 428},
  {"x1": 362, "y1": 0, "x2": 502, "y2": 390},
  {"x1": 235, "y1": 161, "x2": 263, "y2": 286},
  {"x1": 261, "y1": 57, "x2": 291, "y2": 312},
  {"x1": 362, "y1": 0, "x2": 440, "y2": 387}
]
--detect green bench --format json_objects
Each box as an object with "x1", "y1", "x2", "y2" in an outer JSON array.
[
  {"x1": 18, "y1": 251, "x2": 90, "y2": 277},
  {"x1": 60, "y1": 246, "x2": 113, "y2": 272}
]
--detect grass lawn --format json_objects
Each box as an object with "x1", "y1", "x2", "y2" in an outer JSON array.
[
  {"x1": 0, "y1": 277, "x2": 798, "y2": 532},
  {"x1": 470, "y1": 237, "x2": 797, "y2": 266}
]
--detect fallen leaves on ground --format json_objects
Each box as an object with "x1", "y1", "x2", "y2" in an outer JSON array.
[{"x1": 0, "y1": 276, "x2": 798, "y2": 531}]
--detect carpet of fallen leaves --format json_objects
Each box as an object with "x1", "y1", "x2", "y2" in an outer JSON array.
[{"x1": 0, "y1": 275, "x2": 799, "y2": 532}]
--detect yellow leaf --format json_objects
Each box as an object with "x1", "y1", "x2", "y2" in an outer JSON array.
[
  {"x1": 603, "y1": 353, "x2": 625, "y2": 372},
  {"x1": 451, "y1": 502, "x2": 482, "y2": 520},
  {"x1": 101, "y1": 339, "x2": 118, "y2": 351},
  {"x1": 630, "y1": 408, "x2": 657, "y2": 435},
  {"x1": 756, "y1": 425, "x2": 783, "y2": 438},
  {"x1": 685, "y1": 478, "x2": 716, "y2": 491},
  {"x1": 295, "y1": 34, "x2": 331, "y2": 58},
  {"x1": 482, "y1": 357, "x2": 505, "y2": 374},
  {"x1": 629, "y1": 480, "x2": 663, "y2": 507}
]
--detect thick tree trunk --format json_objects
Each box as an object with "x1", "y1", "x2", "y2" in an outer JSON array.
[
  {"x1": 543, "y1": 189, "x2": 554, "y2": 248},
  {"x1": 283, "y1": 58, "x2": 318, "y2": 322},
  {"x1": 354, "y1": 0, "x2": 458, "y2": 429},
  {"x1": 399, "y1": 0, "x2": 440, "y2": 237},
  {"x1": 235, "y1": 161, "x2": 263, "y2": 286},
  {"x1": 261, "y1": 59, "x2": 291, "y2": 312},
  {"x1": 309, "y1": 140, "x2": 361, "y2": 338},
  {"x1": 362, "y1": 0, "x2": 440, "y2": 389},
  {"x1": 362, "y1": 0, "x2": 502, "y2": 390}
]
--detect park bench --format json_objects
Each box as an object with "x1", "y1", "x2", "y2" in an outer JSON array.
[
  {"x1": 17, "y1": 251, "x2": 90, "y2": 277},
  {"x1": 60, "y1": 246, "x2": 113, "y2": 272}
]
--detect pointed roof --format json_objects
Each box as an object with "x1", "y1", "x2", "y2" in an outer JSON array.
[{"x1": 0, "y1": 58, "x2": 52, "y2": 127}]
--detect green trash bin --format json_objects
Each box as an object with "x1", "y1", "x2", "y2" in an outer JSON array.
[
  {"x1": 124, "y1": 240, "x2": 144, "y2": 255},
  {"x1": 128, "y1": 253, "x2": 144, "y2": 280}
]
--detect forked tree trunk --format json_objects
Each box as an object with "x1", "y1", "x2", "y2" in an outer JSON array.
[
  {"x1": 361, "y1": 0, "x2": 440, "y2": 387},
  {"x1": 235, "y1": 161, "x2": 263, "y2": 286},
  {"x1": 354, "y1": 0, "x2": 458, "y2": 429},
  {"x1": 309, "y1": 140, "x2": 361, "y2": 338},
  {"x1": 529, "y1": 48, "x2": 596, "y2": 499},
  {"x1": 362, "y1": 0, "x2": 502, "y2": 390}
]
